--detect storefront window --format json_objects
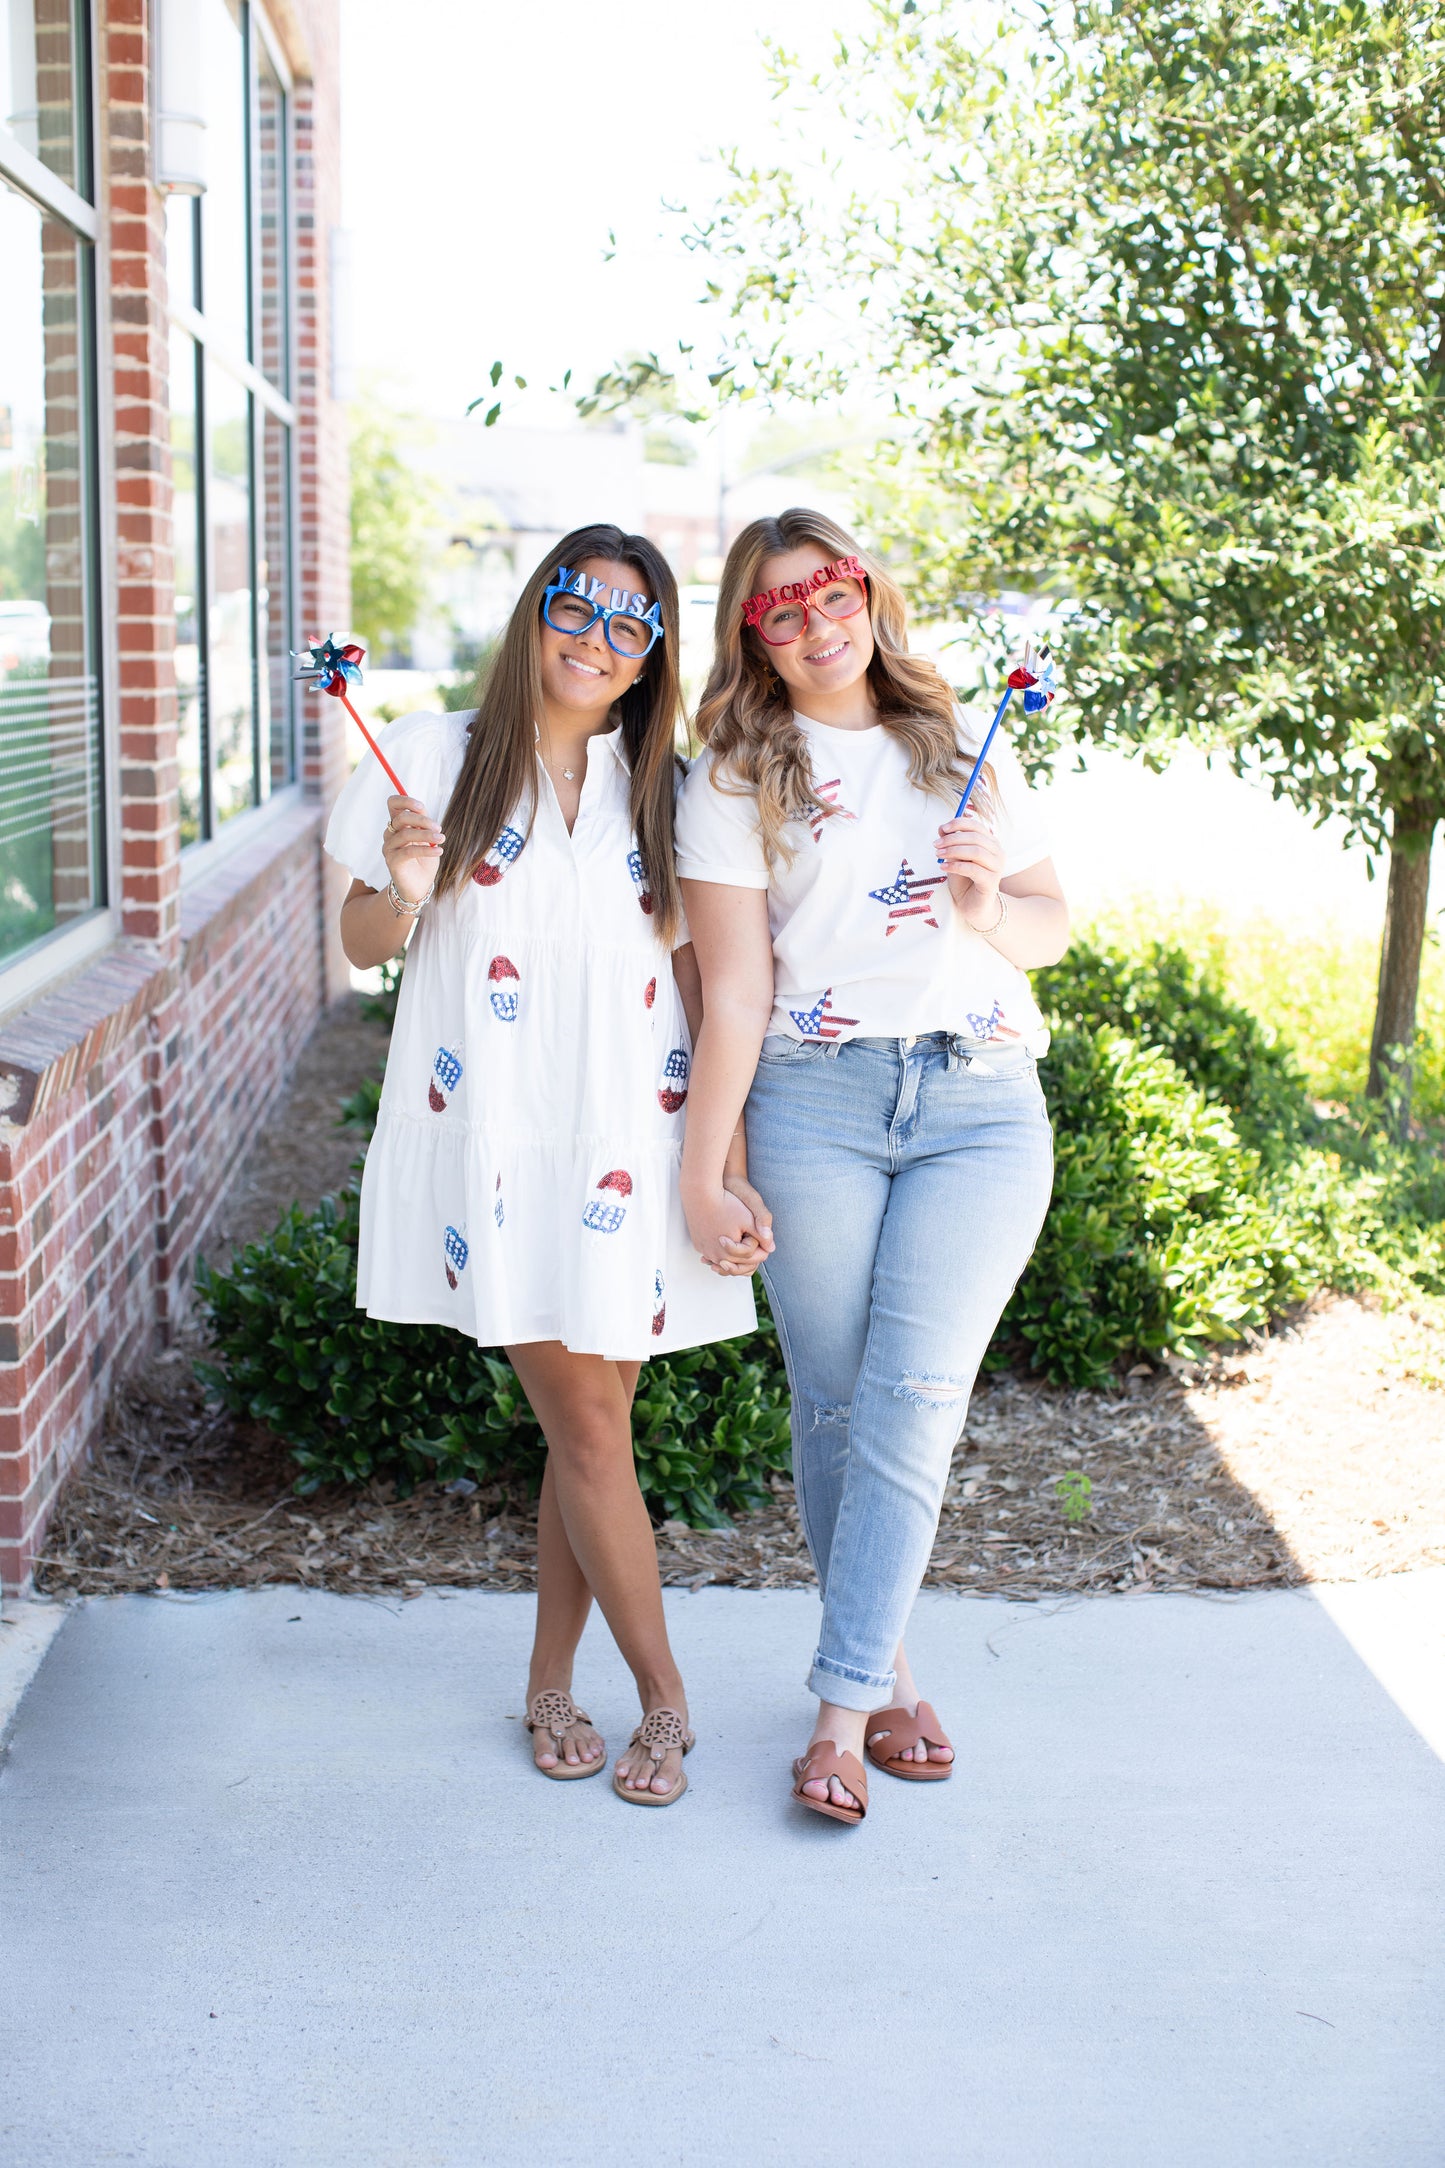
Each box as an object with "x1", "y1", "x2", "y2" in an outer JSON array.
[
  {"x1": 197, "y1": 0, "x2": 248, "y2": 364},
  {"x1": 164, "y1": 1, "x2": 293, "y2": 849},
  {"x1": 254, "y1": 41, "x2": 287, "y2": 394},
  {"x1": 170, "y1": 323, "x2": 202, "y2": 844},
  {"x1": 0, "y1": 173, "x2": 101, "y2": 967},
  {"x1": 0, "y1": 0, "x2": 88, "y2": 199},
  {"x1": 258, "y1": 402, "x2": 290, "y2": 792},
  {"x1": 206, "y1": 359, "x2": 253, "y2": 825}
]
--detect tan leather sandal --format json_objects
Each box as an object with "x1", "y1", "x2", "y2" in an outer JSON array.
[
  {"x1": 612, "y1": 1706, "x2": 694, "y2": 1806},
  {"x1": 792, "y1": 1741, "x2": 868, "y2": 1825},
  {"x1": 865, "y1": 1699, "x2": 954, "y2": 1782},
  {"x1": 524, "y1": 1689, "x2": 605, "y2": 1781}
]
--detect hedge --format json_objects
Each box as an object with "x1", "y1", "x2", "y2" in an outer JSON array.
[{"x1": 194, "y1": 939, "x2": 1440, "y2": 1513}]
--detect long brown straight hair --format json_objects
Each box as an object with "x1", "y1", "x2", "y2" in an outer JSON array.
[
  {"x1": 695, "y1": 507, "x2": 992, "y2": 868},
  {"x1": 433, "y1": 524, "x2": 684, "y2": 943}
]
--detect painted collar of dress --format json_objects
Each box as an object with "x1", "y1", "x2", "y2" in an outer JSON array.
[{"x1": 741, "y1": 555, "x2": 867, "y2": 628}]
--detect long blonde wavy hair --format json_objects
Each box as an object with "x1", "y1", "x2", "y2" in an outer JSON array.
[{"x1": 694, "y1": 507, "x2": 991, "y2": 866}]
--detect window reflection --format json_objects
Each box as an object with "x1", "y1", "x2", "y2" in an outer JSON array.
[
  {"x1": 198, "y1": 0, "x2": 249, "y2": 363},
  {"x1": 0, "y1": 0, "x2": 82, "y2": 197},
  {"x1": 258, "y1": 403, "x2": 290, "y2": 796},
  {"x1": 169, "y1": 323, "x2": 202, "y2": 845},
  {"x1": 164, "y1": 0, "x2": 293, "y2": 850},
  {"x1": 206, "y1": 361, "x2": 254, "y2": 824},
  {"x1": 0, "y1": 177, "x2": 100, "y2": 964},
  {"x1": 255, "y1": 42, "x2": 287, "y2": 392},
  {"x1": 165, "y1": 194, "x2": 198, "y2": 313}
]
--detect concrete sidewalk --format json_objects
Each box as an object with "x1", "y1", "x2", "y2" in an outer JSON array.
[{"x1": 2, "y1": 1581, "x2": 1442, "y2": 2167}]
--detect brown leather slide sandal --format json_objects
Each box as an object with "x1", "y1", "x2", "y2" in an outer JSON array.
[
  {"x1": 792, "y1": 1742, "x2": 868, "y2": 1825},
  {"x1": 865, "y1": 1700, "x2": 954, "y2": 1782},
  {"x1": 613, "y1": 1706, "x2": 694, "y2": 1806},
  {"x1": 524, "y1": 1689, "x2": 605, "y2": 1780}
]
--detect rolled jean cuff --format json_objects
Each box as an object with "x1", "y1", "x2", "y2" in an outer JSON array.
[{"x1": 809, "y1": 1651, "x2": 896, "y2": 1713}]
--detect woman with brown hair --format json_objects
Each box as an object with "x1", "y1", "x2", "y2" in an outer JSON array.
[
  {"x1": 324, "y1": 524, "x2": 761, "y2": 1807},
  {"x1": 677, "y1": 509, "x2": 1068, "y2": 1823}
]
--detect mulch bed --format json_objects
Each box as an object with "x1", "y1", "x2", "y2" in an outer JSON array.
[{"x1": 34, "y1": 1000, "x2": 1445, "y2": 1603}]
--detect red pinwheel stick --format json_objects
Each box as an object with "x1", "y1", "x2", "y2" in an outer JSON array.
[
  {"x1": 954, "y1": 684, "x2": 1016, "y2": 821},
  {"x1": 294, "y1": 637, "x2": 409, "y2": 798},
  {"x1": 337, "y1": 689, "x2": 407, "y2": 798},
  {"x1": 953, "y1": 644, "x2": 1052, "y2": 819}
]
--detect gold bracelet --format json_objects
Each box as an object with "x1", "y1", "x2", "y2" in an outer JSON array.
[{"x1": 386, "y1": 877, "x2": 434, "y2": 919}]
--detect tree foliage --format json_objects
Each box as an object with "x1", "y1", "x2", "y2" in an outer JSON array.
[
  {"x1": 693, "y1": 0, "x2": 1445, "y2": 1104},
  {"x1": 348, "y1": 402, "x2": 435, "y2": 659}
]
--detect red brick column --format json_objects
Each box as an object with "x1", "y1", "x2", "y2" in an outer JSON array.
[
  {"x1": 103, "y1": 0, "x2": 188, "y2": 1333},
  {"x1": 107, "y1": 0, "x2": 181, "y2": 959},
  {"x1": 291, "y1": 2, "x2": 351, "y2": 1003}
]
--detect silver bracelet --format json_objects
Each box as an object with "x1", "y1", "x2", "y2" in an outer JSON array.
[
  {"x1": 976, "y1": 891, "x2": 1009, "y2": 938},
  {"x1": 386, "y1": 877, "x2": 434, "y2": 919}
]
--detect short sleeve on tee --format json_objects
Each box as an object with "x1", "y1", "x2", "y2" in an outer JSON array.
[
  {"x1": 323, "y1": 709, "x2": 469, "y2": 892},
  {"x1": 675, "y1": 749, "x2": 771, "y2": 890}
]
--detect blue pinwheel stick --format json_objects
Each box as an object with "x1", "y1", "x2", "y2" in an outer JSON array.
[
  {"x1": 291, "y1": 635, "x2": 408, "y2": 796},
  {"x1": 954, "y1": 640, "x2": 1058, "y2": 819}
]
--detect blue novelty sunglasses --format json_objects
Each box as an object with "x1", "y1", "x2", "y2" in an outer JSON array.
[{"x1": 542, "y1": 566, "x2": 665, "y2": 658}]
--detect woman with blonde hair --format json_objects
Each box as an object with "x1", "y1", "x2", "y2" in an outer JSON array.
[
  {"x1": 325, "y1": 524, "x2": 762, "y2": 1807},
  {"x1": 676, "y1": 509, "x2": 1068, "y2": 1823}
]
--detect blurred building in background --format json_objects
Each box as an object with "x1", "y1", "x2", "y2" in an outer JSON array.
[
  {"x1": 0, "y1": 0, "x2": 349, "y2": 1590},
  {"x1": 395, "y1": 415, "x2": 855, "y2": 673}
]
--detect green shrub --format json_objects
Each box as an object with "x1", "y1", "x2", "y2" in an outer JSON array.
[
  {"x1": 1076, "y1": 899, "x2": 1445, "y2": 1123},
  {"x1": 1036, "y1": 939, "x2": 1310, "y2": 1161},
  {"x1": 359, "y1": 955, "x2": 403, "y2": 1033},
  {"x1": 197, "y1": 924, "x2": 1442, "y2": 1511},
  {"x1": 999, "y1": 1024, "x2": 1319, "y2": 1385},
  {"x1": 338, "y1": 1075, "x2": 382, "y2": 1134},
  {"x1": 194, "y1": 1188, "x2": 791, "y2": 1526}
]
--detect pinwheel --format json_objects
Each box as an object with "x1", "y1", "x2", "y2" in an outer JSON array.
[
  {"x1": 953, "y1": 639, "x2": 1059, "y2": 819},
  {"x1": 292, "y1": 636, "x2": 407, "y2": 796}
]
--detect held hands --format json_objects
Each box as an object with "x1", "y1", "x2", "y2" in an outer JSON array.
[
  {"x1": 383, "y1": 793, "x2": 444, "y2": 907},
  {"x1": 685, "y1": 1175, "x2": 776, "y2": 1278},
  {"x1": 937, "y1": 811, "x2": 1006, "y2": 929}
]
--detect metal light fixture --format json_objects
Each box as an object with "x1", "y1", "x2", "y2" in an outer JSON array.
[{"x1": 153, "y1": 0, "x2": 206, "y2": 194}]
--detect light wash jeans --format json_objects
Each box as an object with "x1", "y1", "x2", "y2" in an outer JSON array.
[{"x1": 746, "y1": 1032, "x2": 1055, "y2": 1712}]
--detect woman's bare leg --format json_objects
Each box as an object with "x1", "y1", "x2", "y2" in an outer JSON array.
[
  {"x1": 509, "y1": 1344, "x2": 685, "y2": 1797},
  {"x1": 524, "y1": 1458, "x2": 605, "y2": 1771}
]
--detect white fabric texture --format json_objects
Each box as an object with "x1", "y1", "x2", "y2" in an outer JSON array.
[
  {"x1": 675, "y1": 709, "x2": 1052, "y2": 1050},
  {"x1": 324, "y1": 708, "x2": 755, "y2": 1360}
]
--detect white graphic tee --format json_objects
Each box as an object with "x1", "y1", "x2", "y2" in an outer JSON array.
[{"x1": 675, "y1": 710, "x2": 1052, "y2": 1050}]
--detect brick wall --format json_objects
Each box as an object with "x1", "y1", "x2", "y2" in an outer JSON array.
[
  {"x1": 291, "y1": 1, "x2": 353, "y2": 1003},
  {"x1": 0, "y1": 0, "x2": 350, "y2": 1591}
]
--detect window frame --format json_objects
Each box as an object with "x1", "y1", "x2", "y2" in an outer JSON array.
[
  {"x1": 0, "y1": 0, "x2": 118, "y2": 1023},
  {"x1": 168, "y1": 0, "x2": 302, "y2": 890}
]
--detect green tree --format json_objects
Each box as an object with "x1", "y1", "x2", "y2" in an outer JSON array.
[
  {"x1": 0, "y1": 469, "x2": 45, "y2": 600},
  {"x1": 348, "y1": 403, "x2": 434, "y2": 659},
  {"x1": 696, "y1": 0, "x2": 1445, "y2": 1122}
]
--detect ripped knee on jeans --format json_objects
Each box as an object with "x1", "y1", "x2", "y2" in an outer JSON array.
[
  {"x1": 893, "y1": 1371, "x2": 968, "y2": 1413},
  {"x1": 808, "y1": 1398, "x2": 851, "y2": 1430}
]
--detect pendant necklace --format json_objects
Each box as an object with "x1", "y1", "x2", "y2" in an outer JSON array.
[{"x1": 537, "y1": 724, "x2": 576, "y2": 782}]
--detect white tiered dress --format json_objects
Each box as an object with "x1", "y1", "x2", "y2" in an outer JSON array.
[{"x1": 323, "y1": 709, "x2": 756, "y2": 1360}]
